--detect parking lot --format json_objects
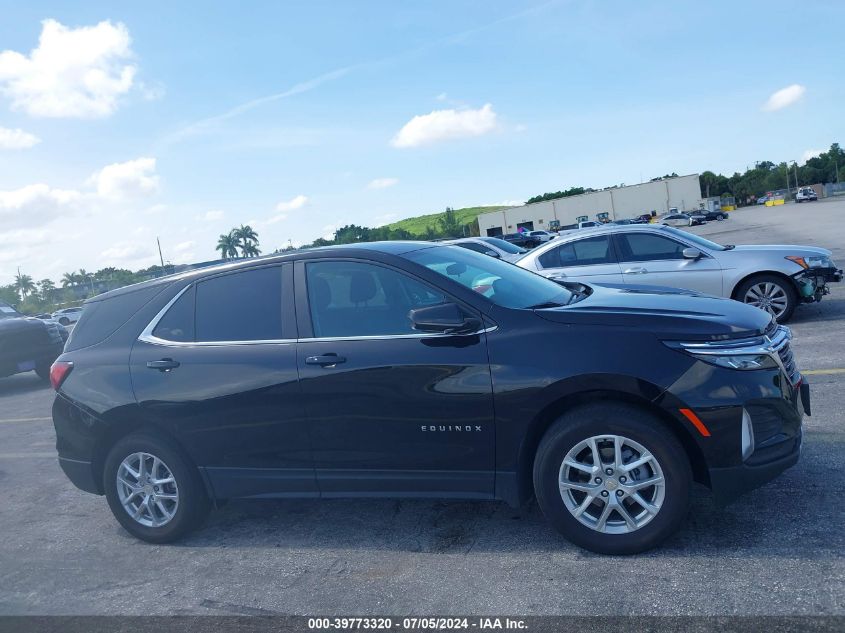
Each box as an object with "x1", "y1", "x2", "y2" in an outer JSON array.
[{"x1": 1, "y1": 199, "x2": 844, "y2": 616}]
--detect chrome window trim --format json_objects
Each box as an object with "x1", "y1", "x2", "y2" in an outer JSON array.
[{"x1": 138, "y1": 283, "x2": 497, "y2": 348}]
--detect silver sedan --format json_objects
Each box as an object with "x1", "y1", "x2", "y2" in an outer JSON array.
[{"x1": 516, "y1": 224, "x2": 842, "y2": 322}]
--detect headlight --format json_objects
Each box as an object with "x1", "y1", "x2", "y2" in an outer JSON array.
[
  {"x1": 786, "y1": 255, "x2": 832, "y2": 269},
  {"x1": 686, "y1": 352, "x2": 778, "y2": 370}
]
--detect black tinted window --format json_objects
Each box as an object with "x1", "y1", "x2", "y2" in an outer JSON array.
[
  {"x1": 306, "y1": 261, "x2": 445, "y2": 338},
  {"x1": 456, "y1": 242, "x2": 494, "y2": 255},
  {"x1": 617, "y1": 233, "x2": 686, "y2": 262},
  {"x1": 538, "y1": 235, "x2": 613, "y2": 268},
  {"x1": 195, "y1": 267, "x2": 283, "y2": 341},
  {"x1": 152, "y1": 286, "x2": 195, "y2": 342}
]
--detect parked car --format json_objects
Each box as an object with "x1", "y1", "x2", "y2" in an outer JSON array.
[
  {"x1": 796, "y1": 187, "x2": 818, "y2": 203},
  {"x1": 634, "y1": 214, "x2": 653, "y2": 224},
  {"x1": 0, "y1": 301, "x2": 66, "y2": 381},
  {"x1": 516, "y1": 224, "x2": 843, "y2": 322},
  {"x1": 698, "y1": 210, "x2": 729, "y2": 221},
  {"x1": 53, "y1": 242, "x2": 809, "y2": 554},
  {"x1": 687, "y1": 212, "x2": 707, "y2": 226},
  {"x1": 526, "y1": 230, "x2": 557, "y2": 243},
  {"x1": 756, "y1": 195, "x2": 769, "y2": 205},
  {"x1": 52, "y1": 306, "x2": 84, "y2": 326},
  {"x1": 444, "y1": 237, "x2": 527, "y2": 263},
  {"x1": 502, "y1": 232, "x2": 539, "y2": 248},
  {"x1": 661, "y1": 213, "x2": 694, "y2": 227}
]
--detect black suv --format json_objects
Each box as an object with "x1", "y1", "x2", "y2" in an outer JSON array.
[
  {"x1": 51, "y1": 243, "x2": 808, "y2": 553},
  {"x1": 0, "y1": 301, "x2": 65, "y2": 381}
]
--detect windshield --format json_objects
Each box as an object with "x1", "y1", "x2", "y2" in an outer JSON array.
[
  {"x1": 663, "y1": 226, "x2": 727, "y2": 251},
  {"x1": 478, "y1": 237, "x2": 526, "y2": 254},
  {"x1": 405, "y1": 246, "x2": 572, "y2": 309}
]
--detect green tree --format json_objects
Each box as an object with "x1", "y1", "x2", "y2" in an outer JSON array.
[
  {"x1": 233, "y1": 224, "x2": 260, "y2": 257},
  {"x1": 61, "y1": 271, "x2": 80, "y2": 288},
  {"x1": 438, "y1": 207, "x2": 462, "y2": 238},
  {"x1": 216, "y1": 232, "x2": 240, "y2": 259},
  {"x1": 38, "y1": 279, "x2": 56, "y2": 302},
  {"x1": 14, "y1": 272, "x2": 35, "y2": 301}
]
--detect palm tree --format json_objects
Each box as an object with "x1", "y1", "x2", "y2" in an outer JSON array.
[
  {"x1": 14, "y1": 272, "x2": 35, "y2": 301},
  {"x1": 215, "y1": 232, "x2": 240, "y2": 259},
  {"x1": 78, "y1": 269, "x2": 95, "y2": 295},
  {"x1": 61, "y1": 272, "x2": 80, "y2": 288},
  {"x1": 233, "y1": 224, "x2": 260, "y2": 258}
]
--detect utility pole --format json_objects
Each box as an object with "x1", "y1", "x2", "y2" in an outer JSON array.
[{"x1": 156, "y1": 237, "x2": 165, "y2": 267}]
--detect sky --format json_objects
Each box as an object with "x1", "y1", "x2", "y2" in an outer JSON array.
[{"x1": 1, "y1": 0, "x2": 843, "y2": 285}]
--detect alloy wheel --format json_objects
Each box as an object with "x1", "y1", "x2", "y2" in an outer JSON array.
[
  {"x1": 743, "y1": 282, "x2": 789, "y2": 319},
  {"x1": 558, "y1": 434, "x2": 665, "y2": 534},
  {"x1": 116, "y1": 452, "x2": 179, "y2": 527}
]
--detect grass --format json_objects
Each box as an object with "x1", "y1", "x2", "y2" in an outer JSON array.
[{"x1": 384, "y1": 206, "x2": 508, "y2": 236}]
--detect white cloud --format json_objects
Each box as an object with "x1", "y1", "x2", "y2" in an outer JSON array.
[
  {"x1": 435, "y1": 92, "x2": 448, "y2": 101},
  {"x1": 373, "y1": 213, "x2": 398, "y2": 227},
  {"x1": 90, "y1": 157, "x2": 159, "y2": 200},
  {"x1": 0, "y1": 183, "x2": 80, "y2": 230},
  {"x1": 264, "y1": 213, "x2": 288, "y2": 225},
  {"x1": 173, "y1": 240, "x2": 194, "y2": 253},
  {"x1": 367, "y1": 177, "x2": 399, "y2": 190},
  {"x1": 199, "y1": 209, "x2": 225, "y2": 221},
  {"x1": 391, "y1": 103, "x2": 498, "y2": 148},
  {"x1": 487, "y1": 199, "x2": 524, "y2": 207},
  {"x1": 762, "y1": 84, "x2": 806, "y2": 112},
  {"x1": 802, "y1": 148, "x2": 824, "y2": 162},
  {"x1": 0, "y1": 126, "x2": 40, "y2": 149},
  {"x1": 100, "y1": 242, "x2": 152, "y2": 261},
  {"x1": 0, "y1": 19, "x2": 136, "y2": 118},
  {"x1": 275, "y1": 194, "x2": 309, "y2": 211}
]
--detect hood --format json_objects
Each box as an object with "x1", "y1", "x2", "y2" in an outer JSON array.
[
  {"x1": 725, "y1": 244, "x2": 832, "y2": 256},
  {"x1": 0, "y1": 315, "x2": 47, "y2": 334},
  {"x1": 535, "y1": 283, "x2": 772, "y2": 341}
]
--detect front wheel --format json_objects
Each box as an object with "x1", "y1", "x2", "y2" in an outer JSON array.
[
  {"x1": 58, "y1": 317, "x2": 70, "y2": 326},
  {"x1": 736, "y1": 274, "x2": 797, "y2": 322},
  {"x1": 717, "y1": 214, "x2": 725, "y2": 220},
  {"x1": 533, "y1": 403, "x2": 691, "y2": 554},
  {"x1": 103, "y1": 434, "x2": 211, "y2": 543}
]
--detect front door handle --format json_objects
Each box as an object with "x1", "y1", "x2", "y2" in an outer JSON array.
[
  {"x1": 305, "y1": 354, "x2": 346, "y2": 367},
  {"x1": 146, "y1": 358, "x2": 180, "y2": 371},
  {"x1": 624, "y1": 267, "x2": 649, "y2": 274}
]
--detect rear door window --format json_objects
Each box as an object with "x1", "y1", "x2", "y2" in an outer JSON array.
[
  {"x1": 195, "y1": 266, "x2": 284, "y2": 341},
  {"x1": 537, "y1": 235, "x2": 614, "y2": 268},
  {"x1": 616, "y1": 233, "x2": 687, "y2": 262}
]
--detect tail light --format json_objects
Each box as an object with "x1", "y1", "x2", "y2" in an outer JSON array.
[{"x1": 50, "y1": 361, "x2": 73, "y2": 391}]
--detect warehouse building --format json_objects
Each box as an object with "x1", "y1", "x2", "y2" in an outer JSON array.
[{"x1": 478, "y1": 174, "x2": 702, "y2": 236}]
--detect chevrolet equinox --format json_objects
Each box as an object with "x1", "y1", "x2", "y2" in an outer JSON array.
[{"x1": 51, "y1": 242, "x2": 809, "y2": 554}]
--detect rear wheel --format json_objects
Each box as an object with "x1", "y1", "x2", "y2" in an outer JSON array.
[
  {"x1": 103, "y1": 434, "x2": 210, "y2": 543},
  {"x1": 533, "y1": 403, "x2": 691, "y2": 554},
  {"x1": 58, "y1": 317, "x2": 70, "y2": 326},
  {"x1": 34, "y1": 361, "x2": 51, "y2": 381},
  {"x1": 736, "y1": 274, "x2": 797, "y2": 322}
]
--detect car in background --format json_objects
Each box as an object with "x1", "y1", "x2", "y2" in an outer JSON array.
[
  {"x1": 445, "y1": 237, "x2": 528, "y2": 263},
  {"x1": 698, "y1": 210, "x2": 729, "y2": 221},
  {"x1": 796, "y1": 187, "x2": 818, "y2": 203},
  {"x1": 756, "y1": 195, "x2": 769, "y2": 205},
  {"x1": 52, "y1": 306, "x2": 84, "y2": 326},
  {"x1": 634, "y1": 214, "x2": 653, "y2": 224},
  {"x1": 502, "y1": 232, "x2": 539, "y2": 248},
  {"x1": 688, "y1": 212, "x2": 707, "y2": 226},
  {"x1": 661, "y1": 213, "x2": 694, "y2": 227},
  {"x1": 526, "y1": 230, "x2": 556, "y2": 243},
  {"x1": 516, "y1": 223, "x2": 843, "y2": 322},
  {"x1": 52, "y1": 241, "x2": 808, "y2": 553},
  {"x1": 0, "y1": 301, "x2": 66, "y2": 381}
]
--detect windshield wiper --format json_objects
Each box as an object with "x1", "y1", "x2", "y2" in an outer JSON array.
[
  {"x1": 527, "y1": 301, "x2": 564, "y2": 310},
  {"x1": 724, "y1": 244, "x2": 735, "y2": 250}
]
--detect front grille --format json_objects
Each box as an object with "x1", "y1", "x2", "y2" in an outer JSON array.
[{"x1": 777, "y1": 341, "x2": 799, "y2": 384}]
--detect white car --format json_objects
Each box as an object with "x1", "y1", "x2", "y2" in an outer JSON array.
[
  {"x1": 516, "y1": 224, "x2": 842, "y2": 322},
  {"x1": 661, "y1": 213, "x2": 694, "y2": 227},
  {"x1": 52, "y1": 306, "x2": 84, "y2": 326},
  {"x1": 796, "y1": 187, "x2": 818, "y2": 203},
  {"x1": 526, "y1": 230, "x2": 556, "y2": 243},
  {"x1": 444, "y1": 237, "x2": 528, "y2": 263}
]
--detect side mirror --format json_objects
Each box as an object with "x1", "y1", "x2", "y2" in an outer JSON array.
[
  {"x1": 683, "y1": 247, "x2": 701, "y2": 259},
  {"x1": 409, "y1": 303, "x2": 481, "y2": 334},
  {"x1": 485, "y1": 250, "x2": 501, "y2": 258}
]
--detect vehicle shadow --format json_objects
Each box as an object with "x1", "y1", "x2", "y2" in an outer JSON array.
[
  {"x1": 176, "y1": 438, "x2": 840, "y2": 559},
  {"x1": 0, "y1": 373, "x2": 51, "y2": 398}
]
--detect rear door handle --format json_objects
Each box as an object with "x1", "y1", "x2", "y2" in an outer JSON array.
[
  {"x1": 305, "y1": 354, "x2": 346, "y2": 367},
  {"x1": 146, "y1": 358, "x2": 180, "y2": 371},
  {"x1": 624, "y1": 267, "x2": 648, "y2": 274}
]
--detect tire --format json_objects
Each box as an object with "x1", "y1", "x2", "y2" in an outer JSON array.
[
  {"x1": 103, "y1": 433, "x2": 211, "y2": 543},
  {"x1": 735, "y1": 274, "x2": 797, "y2": 323},
  {"x1": 533, "y1": 403, "x2": 691, "y2": 555},
  {"x1": 717, "y1": 214, "x2": 725, "y2": 221},
  {"x1": 59, "y1": 317, "x2": 70, "y2": 326},
  {"x1": 34, "y1": 361, "x2": 51, "y2": 381}
]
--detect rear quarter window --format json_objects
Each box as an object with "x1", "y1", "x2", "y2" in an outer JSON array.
[{"x1": 65, "y1": 285, "x2": 166, "y2": 351}]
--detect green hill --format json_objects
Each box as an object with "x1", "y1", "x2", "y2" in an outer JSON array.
[{"x1": 385, "y1": 206, "x2": 508, "y2": 236}]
